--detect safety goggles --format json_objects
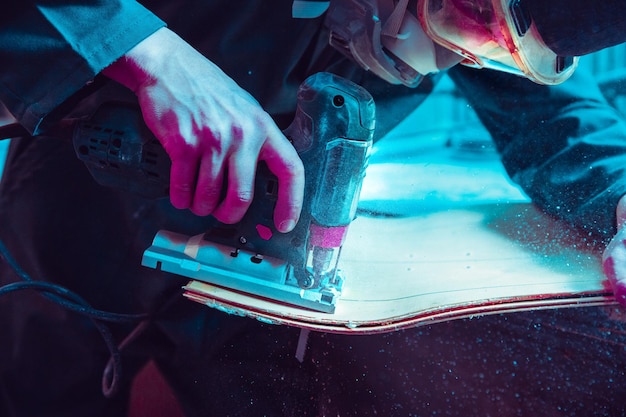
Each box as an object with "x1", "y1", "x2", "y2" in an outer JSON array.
[
  {"x1": 417, "y1": 0, "x2": 579, "y2": 85},
  {"x1": 302, "y1": 0, "x2": 578, "y2": 86}
]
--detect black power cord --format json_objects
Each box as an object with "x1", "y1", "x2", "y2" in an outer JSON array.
[
  {"x1": 0, "y1": 238, "x2": 151, "y2": 398},
  {"x1": 0, "y1": 76, "x2": 168, "y2": 397}
]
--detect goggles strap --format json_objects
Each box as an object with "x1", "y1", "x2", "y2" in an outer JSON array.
[{"x1": 382, "y1": 0, "x2": 410, "y2": 38}]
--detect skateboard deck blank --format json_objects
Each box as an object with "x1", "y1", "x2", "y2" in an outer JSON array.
[
  {"x1": 180, "y1": 132, "x2": 617, "y2": 333},
  {"x1": 184, "y1": 202, "x2": 614, "y2": 333}
]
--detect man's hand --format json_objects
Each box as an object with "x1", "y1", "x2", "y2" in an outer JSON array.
[
  {"x1": 602, "y1": 195, "x2": 626, "y2": 306},
  {"x1": 102, "y1": 27, "x2": 304, "y2": 232}
]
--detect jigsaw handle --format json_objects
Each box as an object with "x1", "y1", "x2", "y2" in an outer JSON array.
[{"x1": 72, "y1": 72, "x2": 376, "y2": 210}]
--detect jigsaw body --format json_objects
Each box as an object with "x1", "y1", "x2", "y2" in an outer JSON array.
[{"x1": 73, "y1": 73, "x2": 375, "y2": 313}]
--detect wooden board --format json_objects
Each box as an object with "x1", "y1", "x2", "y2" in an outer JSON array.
[
  {"x1": 179, "y1": 134, "x2": 617, "y2": 333},
  {"x1": 183, "y1": 202, "x2": 615, "y2": 333}
]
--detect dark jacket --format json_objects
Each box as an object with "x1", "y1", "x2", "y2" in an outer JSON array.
[{"x1": 2, "y1": 0, "x2": 626, "y2": 241}]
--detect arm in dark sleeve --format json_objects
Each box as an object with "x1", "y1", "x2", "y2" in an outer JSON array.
[
  {"x1": 448, "y1": 65, "x2": 626, "y2": 244},
  {"x1": 0, "y1": 0, "x2": 165, "y2": 134},
  {"x1": 524, "y1": 0, "x2": 626, "y2": 56}
]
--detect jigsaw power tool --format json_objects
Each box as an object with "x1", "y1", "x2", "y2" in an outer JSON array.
[{"x1": 72, "y1": 72, "x2": 375, "y2": 313}]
